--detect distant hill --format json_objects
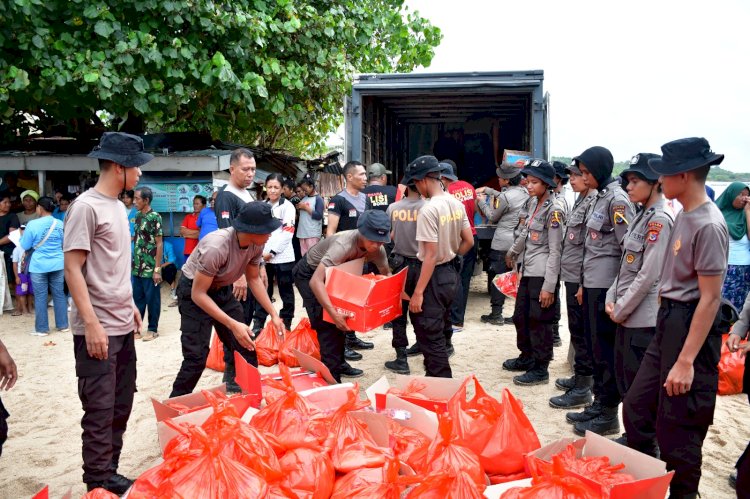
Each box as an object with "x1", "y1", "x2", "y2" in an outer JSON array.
[{"x1": 551, "y1": 157, "x2": 750, "y2": 182}]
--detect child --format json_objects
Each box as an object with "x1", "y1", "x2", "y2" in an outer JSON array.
[{"x1": 11, "y1": 227, "x2": 32, "y2": 316}]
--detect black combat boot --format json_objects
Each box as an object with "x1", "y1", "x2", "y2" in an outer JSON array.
[
  {"x1": 574, "y1": 405, "x2": 620, "y2": 436},
  {"x1": 405, "y1": 343, "x2": 422, "y2": 356},
  {"x1": 340, "y1": 361, "x2": 364, "y2": 378},
  {"x1": 566, "y1": 399, "x2": 603, "y2": 424},
  {"x1": 223, "y1": 362, "x2": 241, "y2": 393},
  {"x1": 549, "y1": 375, "x2": 593, "y2": 409},
  {"x1": 86, "y1": 474, "x2": 134, "y2": 495},
  {"x1": 346, "y1": 332, "x2": 374, "y2": 350},
  {"x1": 344, "y1": 347, "x2": 362, "y2": 361},
  {"x1": 513, "y1": 362, "x2": 549, "y2": 386},
  {"x1": 502, "y1": 356, "x2": 535, "y2": 372},
  {"x1": 555, "y1": 374, "x2": 576, "y2": 391},
  {"x1": 384, "y1": 347, "x2": 410, "y2": 374}
]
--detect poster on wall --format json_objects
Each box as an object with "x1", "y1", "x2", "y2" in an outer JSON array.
[{"x1": 140, "y1": 182, "x2": 214, "y2": 213}]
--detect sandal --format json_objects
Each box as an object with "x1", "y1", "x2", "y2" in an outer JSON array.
[
  {"x1": 134, "y1": 332, "x2": 142, "y2": 340},
  {"x1": 11, "y1": 310, "x2": 22, "y2": 316}
]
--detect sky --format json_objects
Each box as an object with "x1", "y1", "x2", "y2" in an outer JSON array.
[{"x1": 404, "y1": 0, "x2": 750, "y2": 172}]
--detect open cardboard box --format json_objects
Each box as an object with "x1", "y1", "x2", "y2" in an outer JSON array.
[
  {"x1": 322, "y1": 257, "x2": 407, "y2": 332},
  {"x1": 366, "y1": 374, "x2": 465, "y2": 413},
  {"x1": 502, "y1": 149, "x2": 533, "y2": 167},
  {"x1": 236, "y1": 349, "x2": 337, "y2": 403},
  {"x1": 152, "y1": 350, "x2": 337, "y2": 454},
  {"x1": 527, "y1": 430, "x2": 674, "y2": 499}
]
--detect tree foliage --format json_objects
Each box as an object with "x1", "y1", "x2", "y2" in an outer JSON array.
[{"x1": 0, "y1": 0, "x2": 441, "y2": 154}]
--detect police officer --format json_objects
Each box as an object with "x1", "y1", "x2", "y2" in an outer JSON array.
[
  {"x1": 408, "y1": 155, "x2": 473, "y2": 378},
  {"x1": 601, "y1": 153, "x2": 673, "y2": 442},
  {"x1": 623, "y1": 138, "x2": 728, "y2": 499},
  {"x1": 550, "y1": 161, "x2": 571, "y2": 348},
  {"x1": 475, "y1": 164, "x2": 529, "y2": 325},
  {"x1": 502, "y1": 160, "x2": 563, "y2": 385},
  {"x1": 549, "y1": 162, "x2": 598, "y2": 409},
  {"x1": 566, "y1": 146, "x2": 634, "y2": 436},
  {"x1": 384, "y1": 176, "x2": 425, "y2": 374},
  {"x1": 170, "y1": 202, "x2": 285, "y2": 397},
  {"x1": 292, "y1": 210, "x2": 391, "y2": 382}
]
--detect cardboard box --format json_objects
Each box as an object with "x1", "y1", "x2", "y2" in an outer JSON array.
[
  {"x1": 322, "y1": 258, "x2": 407, "y2": 332},
  {"x1": 236, "y1": 349, "x2": 336, "y2": 403},
  {"x1": 502, "y1": 149, "x2": 533, "y2": 167},
  {"x1": 366, "y1": 374, "x2": 465, "y2": 413},
  {"x1": 527, "y1": 431, "x2": 674, "y2": 499}
]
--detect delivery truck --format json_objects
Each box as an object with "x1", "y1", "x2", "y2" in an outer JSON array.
[{"x1": 344, "y1": 70, "x2": 549, "y2": 240}]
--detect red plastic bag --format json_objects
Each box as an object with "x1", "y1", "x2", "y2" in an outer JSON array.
[
  {"x1": 331, "y1": 455, "x2": 403, "y2": 499},
  {"x1": 250, "y1": 363, "x2": 326, "y2": 449},
  {"x1": 493, "y1": 271, "x2": 519, "y2": 299},
  {"x1": 256, "y1": 323, "x2": 284, "y2": 367},
  {"x1": 206, "y1": 331, "x2": 225, "y2": 372},
  {"x1": 327, "y1": 385, "x2": 387, "y2": 472},
  {"x1": 386, "y1": 379, "x2": 431, "y2": 400},
  {"x1": 502, "y1": 457, "x2": 601, "y2": 498},
  {"x1": 387, "y1": 420, "x2": 431, "y2": 471},
  {"x1": 719, "y1": 333, "x2": 746, "y2": 395},
  {"x1": 82, "y1": 489, "x2": 119, "y2": 499},
  {"x1": 278, "y1": 445, "x2": 335, "y2": 499},
  {"x1": 405, "y1": 471, "x2": 486, "y2": 499},
  {"x1": 449, "y1": 378, "x2": 540, "y2": 477},
  {"x1": 130, "y1": 425, "x2": 270, "y2": 498},
  {"x1": 279, "y1": 318, "x2": 321, "y2": 367},
  {"x1": 420, "y1": 412, "x2": 485, "y2": 488},
  {"x1": 525, "y1": 444, "x2": 635, "y2": 494}
]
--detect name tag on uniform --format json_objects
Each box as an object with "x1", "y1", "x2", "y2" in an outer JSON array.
[
  {"x1": 349, "y1": 209, "x2": 357, "y2": 217},
  {"x1": 591, "y1": 211, "x2": 605, "y2": 223},
  {"x1": 631, "y1": 233, "x2": 645, "y2": 243}
]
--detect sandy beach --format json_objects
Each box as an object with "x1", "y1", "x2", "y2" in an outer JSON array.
[{"x1": 0, "y1": 277, "x2": 747, "y2": 498}]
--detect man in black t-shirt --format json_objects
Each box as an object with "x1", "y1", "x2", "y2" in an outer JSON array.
[
  {"x1": 326, "y1": 161, "x2": 367, "y2": 235},
  {"x1": 363, "y1": 163, "x2": 397, "y2": 212}
]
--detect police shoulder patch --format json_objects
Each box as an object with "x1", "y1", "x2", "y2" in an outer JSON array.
[
  {"x1": 647, "y1": 230, "x2": 659, "y2": 243},
  {"x1": 550, "y1": 210, "x2": 563, "y2": 228},
  {"x1": 647, "y1": 221, "x2": 663, "y2": 233}
]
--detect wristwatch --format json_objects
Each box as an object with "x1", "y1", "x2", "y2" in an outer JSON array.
[{"x1": 154, "y1": 267, "x2": 162, "y2": 274}]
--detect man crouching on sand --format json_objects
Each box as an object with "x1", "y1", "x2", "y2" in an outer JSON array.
[{"x1": 170, "y1": 201, "x2": 285, "y2": 397}]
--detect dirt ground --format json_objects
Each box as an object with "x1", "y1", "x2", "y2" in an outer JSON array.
[{"x1": 0, "y1": 276, "x2": 747, "y2": 498}]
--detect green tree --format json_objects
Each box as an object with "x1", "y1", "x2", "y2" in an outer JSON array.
[{"x1": 0, "y1": 0, "x2": 441, "y2": 155}]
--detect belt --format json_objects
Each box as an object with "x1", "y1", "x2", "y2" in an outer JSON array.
[
  {"x1": 180, "y1": 275, "x2": 224, "y2": 292},
  {"x1": 660, "y1": 297, "x2": 699, "y2": 309},
  {"x1": 415, "y1": 257, "x2": 459, "y2": 268}
]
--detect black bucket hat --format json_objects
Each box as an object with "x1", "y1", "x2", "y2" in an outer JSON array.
[
  {"x1": 648, "y1": 137, "x2": 724, "y2": 175},
  {"x1": 233, "y1": 201, "x2": 282, "y2": 234},
  {"x1": 496, "y1": 163, "x2": 522, "y2": 179},
  {"x1": 88, "y1": 132, "x2": 154, "y2": 167},
  {"x1": 621, "y1": 153, "x2": 661, "y2": 182},
  {"x1": 552, "y1": 161, "x2": 569, "y2": 180},
  {"x1": 439, "y1": 162, "x2": 458, "y2": 181},
  {"x1": 407, "y1": 155, "x2": 442, "y2": 181},
  {"x1": 522, "y1": 160, "x2": 557, "y2": 189},
  {"x1": 357, "y1": 209, "x2": 391, "y2": 243}
]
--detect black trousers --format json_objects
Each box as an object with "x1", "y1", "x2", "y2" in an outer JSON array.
[
  {"x1": 0, "y1": 396, "x2": 8, "y2": 458},
  {"x1": 411, "y1": 261, "x2": 459, "y2": 378},
  {"x1": 565, "y1": 282, "x2": 593, "y2": 376},
  {"x1": 738, "y1": 399, "x2": 750, "y2": 499},
  {"x1": 170, "y1": 277, "x2": 258, "y2": 397},
  {"x1": 486, "y1": 249, "x2": 508, "y2": 314},
  {"x1": 254, "y1": 262, "x2": 295, "y2": 325},
  {"x1": 292, "y1": 259, "x2": 346, "y2": 382},
  {"x1": 623, "y1": 299, "x2": 721, "y2": 497},
  {"x1": 583, "y1": 287, "x2": 620, "y2": 407},
  {"x1": 74, "y1": 332, "x2": 137, "y2": 484},
  {"x1": 390, "y1": 255, "x2": 421, "y2": 349},
  {"x1": 450, "y1": 236, "x2": 477, "y2": 325},
  {"x1": 615, "y1": 324, "x2": 654, "y2": 398},
  {"x1": 513, "y1": 276, "x2": 556, "y2": 365}
]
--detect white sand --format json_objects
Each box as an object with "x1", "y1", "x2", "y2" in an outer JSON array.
[{"x1": 0, "y1": 279, "x2": 747, "y2": 498}]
